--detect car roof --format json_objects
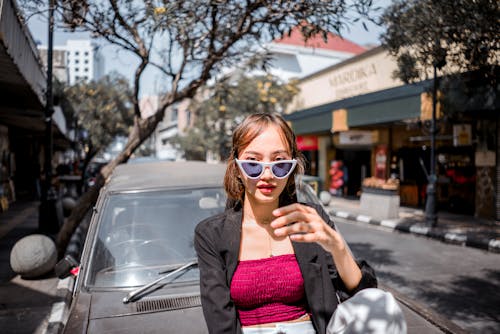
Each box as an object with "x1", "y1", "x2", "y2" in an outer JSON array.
[{"x1": 105, "y1": 161, "x2": 227, "y2": 192}]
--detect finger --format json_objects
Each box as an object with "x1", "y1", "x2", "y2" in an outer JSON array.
[
  {"x1": 274, "y1": 221, "x2": 312, "y2": 237},
  {"x1": 273, "y1": 203, "x2": 312, "y2": 217},
  {"x1": 271, "y1": 211, "x2": 309, "y2": 229},
  {"x1": 289, "y1": 232, "x2": 318, "y2": 243}
]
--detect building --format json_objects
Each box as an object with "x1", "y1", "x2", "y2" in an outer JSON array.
[
  {"x1": 284, "y1": 46, "x2": 499, "y2": 220},
  {"x1": 38, "y1": 39, "x2": 104, "y2": 85},
  {"x1": 139, "y1": 95, "x2": 189, "y2": 161},
  {"x1": 170, "y1": 26, "x2": 368, "y2": 161},
  {"x1": 0, "y1": 0, "x2": 69, "y2": 208},
  {"x1": 37, "y1": 47, "x2": 69, "y2": 84},
  {"x1": 255, "y1": 26, "x2": 368, "y2": 81}
]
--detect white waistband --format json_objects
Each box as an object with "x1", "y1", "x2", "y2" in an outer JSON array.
[{"x1": 242, "y1": 320, "x2": 316, "y2": 334}]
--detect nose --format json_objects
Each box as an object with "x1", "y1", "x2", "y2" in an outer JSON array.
[{"x1": 260, "y1": 166, "x2": 274, "y2": 179}]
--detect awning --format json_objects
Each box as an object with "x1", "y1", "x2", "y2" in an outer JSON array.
[{"x1": 285, "y1": 80, "x2": 431, "y2": 135}]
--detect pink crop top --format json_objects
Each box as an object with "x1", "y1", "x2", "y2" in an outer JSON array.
[{"x1": 229, "y1": 254, "x2": 309, "y2": 326}]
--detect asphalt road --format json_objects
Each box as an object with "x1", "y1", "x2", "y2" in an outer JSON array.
[{"x1": 335, "y1": 218, "x2": 500, "y2": 334}]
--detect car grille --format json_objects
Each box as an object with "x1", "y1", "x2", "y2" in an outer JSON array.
[{"x1": 135, "y1": 294, "x2": 201, "y2": 313}]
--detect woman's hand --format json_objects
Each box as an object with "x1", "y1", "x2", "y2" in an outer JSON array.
[
  {"x1": 270, "y1": 203, "x2": 345, "y2": 254},
  {"x1": 271, "y1": 203, "x2": 363, "y2": 291}
]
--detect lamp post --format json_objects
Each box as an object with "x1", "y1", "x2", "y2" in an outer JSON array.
[
  {"x1": 424, "y1": 42, "x2": 447, "y2": 227},
  {"x1": 39, "y1": 0, "x2": 60, "y2": 234}
]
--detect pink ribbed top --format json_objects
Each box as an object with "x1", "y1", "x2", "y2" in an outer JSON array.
[{"x1": 230, "y1": 254, "x2": 309, "y2": 326}]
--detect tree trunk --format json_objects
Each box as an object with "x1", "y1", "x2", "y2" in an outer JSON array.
[
  {"x1": 78, "y1": 146, "x2": 98, "y2": 194},
  {"x1": 56, "y1": 115, "x2": 161, "y2": 258}
]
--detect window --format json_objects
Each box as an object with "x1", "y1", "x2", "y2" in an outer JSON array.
[
  {"x1": 84, "y1": 51, "x2": 89, "y2": 56},
  {"x1": 75, "y1": 68, "x2": 79, "y2": 72},
  {"x1": 84, "y1": 60, "x2": 89, "y2": 64},
  {"x1": 84, "y1": 68, "x2": 89, "y2": 72},
  {"x1": 75, "y1": 51, "x2": 79, "y2": 56},
  {"x1": 75, "y1": 60, "x2": 80, "y2": 64}
]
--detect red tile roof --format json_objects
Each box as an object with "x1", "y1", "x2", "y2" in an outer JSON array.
[{"x1": 274, "y1": 27, "x2": 367, "y2": 55}]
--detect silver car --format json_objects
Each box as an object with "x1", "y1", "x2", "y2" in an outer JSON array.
[{"x1": 62, "y1": 161, "x2": 322, "y2": 333}]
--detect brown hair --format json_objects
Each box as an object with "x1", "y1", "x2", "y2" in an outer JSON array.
[{"x1": 224, "y1": 113, "x2": 305, "y2": 207}]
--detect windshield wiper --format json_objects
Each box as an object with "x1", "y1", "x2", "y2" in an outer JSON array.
[{"x1": 123, "y1": 260, "x2": 198, "y2": 304}]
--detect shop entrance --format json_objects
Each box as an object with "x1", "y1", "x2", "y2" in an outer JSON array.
[{"x1": 336, "y1": 149, "x2": 371, "y2": 197}]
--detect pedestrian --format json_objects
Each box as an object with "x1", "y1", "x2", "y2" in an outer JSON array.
[{"x1": 195, "y1": 113, "x2": 405, "y2": 334}]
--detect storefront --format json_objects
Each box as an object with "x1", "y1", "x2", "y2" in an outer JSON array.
[{"x1": 285, "y1": 48, "x2": 499, "y2": 219}]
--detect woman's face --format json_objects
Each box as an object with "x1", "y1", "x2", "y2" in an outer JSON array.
[{"x1": 238, "y1": 125, "x2": 292, "y2": 206}]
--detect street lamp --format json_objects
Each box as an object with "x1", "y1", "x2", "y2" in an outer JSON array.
[
  {"x1": 424, "y1": 42, "x2": 447, "y2": 227},
  {"x1": 39, "y1": 0, "x2": 60, "y2": 234}
]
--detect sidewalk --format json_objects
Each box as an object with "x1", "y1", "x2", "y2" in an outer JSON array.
[
  {"x1": 326, "y1": 196, "x2": 500, "y2": 253},
  {"x1": 0, "y1": 200, "x2": 69, "y2": 334}
]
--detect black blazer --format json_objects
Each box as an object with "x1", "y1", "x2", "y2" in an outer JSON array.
[{"x1": 194, "y1": 202, "x2": 377, "y2": 334}]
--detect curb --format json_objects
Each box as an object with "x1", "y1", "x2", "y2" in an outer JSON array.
[
  {"x1": 329, "y1": 209, "x2": 500, "y2": 254},
  {"x1": 43, "y1": 276, "x2": 74, "y2": 334}
]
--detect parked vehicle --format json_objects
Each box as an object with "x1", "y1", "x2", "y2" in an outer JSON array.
[{"x1": 60, "y1": 161, "x2": 324, "y2": 333}]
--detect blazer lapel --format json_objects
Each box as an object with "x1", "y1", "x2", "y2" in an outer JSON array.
[
  {"x1": 221, "y1": 206, "x2": 243, "y2": 282},
  {"x1": 293, "y1": 241, "x2": 325, "y2": 329}
]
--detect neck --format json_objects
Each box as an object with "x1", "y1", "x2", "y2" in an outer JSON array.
[{"x1": 243, "y1": 197, "x2": 278, "y2": 225}]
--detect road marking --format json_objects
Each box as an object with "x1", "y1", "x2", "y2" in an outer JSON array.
[
  {"x1": 381, "y1": 220, "x2": 397, "y2": 228},
  {"x1": 444, "y1": 233, "x2": 466, "y2": 243},
  {"x1": 409, "y1": 225, "x2": 429, "y2": 235},
  {"x1": 356, "y1": 215, "x2": 372, "y2": 223},
  {"x1": 48, "y1": 301, "x2": 67, "y2": 324},
  {"x1": 335, "y1": 211, "x2": 350, "y2": 218}
]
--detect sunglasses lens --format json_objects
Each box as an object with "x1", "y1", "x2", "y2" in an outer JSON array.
[
  {"x1": 241, "y1": 162, "x2": 263, "y2": 178},
  {"x1": 272, "y1": 162, "x2": 294, "y2": 178}
]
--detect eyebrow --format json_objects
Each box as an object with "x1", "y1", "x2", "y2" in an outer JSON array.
[{"x1": 242, "y1": 150, "x2": 290, "y2": 156}]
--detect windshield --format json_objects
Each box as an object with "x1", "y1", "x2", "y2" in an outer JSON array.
[{"x1": 86, "y1": 187, "x2": 226, "y2": 288}]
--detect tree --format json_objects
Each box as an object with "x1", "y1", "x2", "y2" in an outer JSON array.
[
  {"x1": 175, "y1": 75, "x2": 299, "y2": 160},
  {"x1": 20, "y1": 0, "x2": 379, "y2": 256},
  {"x1": 62, "y1": 73, "x2": 135, "y2": 189},
  {"x1": 380, "y1": 0, "x2": 499, "y2": 115}
]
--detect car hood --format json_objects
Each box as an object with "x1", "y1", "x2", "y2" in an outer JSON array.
[{"x1": 66, "y1": 284, "x2": 208, "y2": 333}]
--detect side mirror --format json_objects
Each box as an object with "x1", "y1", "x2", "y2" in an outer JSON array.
[
  {"x1": 319, "y1": 191, "x2": 332, "y2": 206},
  {"x1": 55, "y1": 254, "x2": 79, "y2": 279}
]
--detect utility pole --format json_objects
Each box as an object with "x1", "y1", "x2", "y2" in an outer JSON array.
[
  {"x1": 424, "y1": 63, "x2": 438, "y2": 227},
  {"x1": 425, "y1": 40, "x2": 447, "y2": 227},
  {"x1": 39, "y1": 0, "x2": 60, "y2": 234}
]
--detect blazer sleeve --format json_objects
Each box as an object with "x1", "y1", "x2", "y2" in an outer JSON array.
[
  {"x1": 311, "y1": 203, "x2": 378, "y2": 300},
  {"x1": 194, "y1": 220, "x2": 242, "y2": 334}
]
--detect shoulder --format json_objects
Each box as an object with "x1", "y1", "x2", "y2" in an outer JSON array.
[{"x1": 195, "y1": 210, "x2": 228, "y2": 236}]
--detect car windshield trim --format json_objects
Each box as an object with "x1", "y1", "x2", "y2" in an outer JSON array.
[{"x1": 123, "y1": 260, "x2": 198, "y2": 304}]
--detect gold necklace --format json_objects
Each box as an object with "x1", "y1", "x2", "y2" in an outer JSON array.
[
  {"x1": 268, "y1": 233, "x2": 274, "y2": 257},
  {"x1": 245, "y1": 217, "x2": 274, "y2": 257}
]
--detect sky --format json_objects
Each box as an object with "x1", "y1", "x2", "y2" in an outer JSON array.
[{"x1": 26, "y1": 4, "x2": 388, "y2": 97}]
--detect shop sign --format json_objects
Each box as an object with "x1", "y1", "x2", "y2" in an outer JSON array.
[
  {"x1": 453, "y1": 124, "x2": 471, "y2": 146},
  {"x1": 329, "y1": 63, "x2": 378, "y2": 100},
  {"x1": 296, "y1": 136, "x2": 318, "y2": 150},
  {"x1": 331, "y1": 109, "x2": 348, "y2": 133},
  {"x1": 339, "y1": 130, "x2": 374, "y2": 145}
]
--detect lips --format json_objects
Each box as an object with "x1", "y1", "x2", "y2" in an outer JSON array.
[{"x1": 257, "y1": 184, "x2": 276, "y2": 194}]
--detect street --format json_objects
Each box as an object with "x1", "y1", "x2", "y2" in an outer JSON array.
[{"x1": 335, "y1": 218, "x2": 500, "y2": 334}]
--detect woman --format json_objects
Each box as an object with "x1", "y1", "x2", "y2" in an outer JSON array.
[{"x1": 194, "y1": 113, "x2": 378, "y2": 334}]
